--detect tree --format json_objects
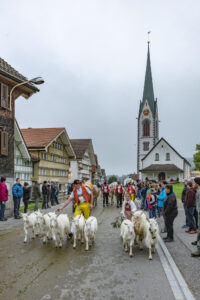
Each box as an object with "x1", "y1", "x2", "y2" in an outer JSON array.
[
  {"x1": 108, "y1": 175, "x2": 118, "y2": 184},
  {"x1": 194, "y1": 144, "x2": 200, "y2": 170}
]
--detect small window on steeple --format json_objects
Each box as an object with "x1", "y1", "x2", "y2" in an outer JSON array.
[
  {"x1": 143, "y1": 119, "x2": 150, "y2": 137},
  {"x1": 155, "y1": 153, "x2": 159, "y2": 161},
  {"x1": 166, "y1": 153, "x2": 170, "y2": 161}
]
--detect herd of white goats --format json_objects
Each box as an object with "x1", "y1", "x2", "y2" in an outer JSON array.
[
  {"x1": 22, "y1": 210, "x2": 159, "y2": 260},
  {"x1": 22, "y1": 212, "x2": 97, "y2": 251}
]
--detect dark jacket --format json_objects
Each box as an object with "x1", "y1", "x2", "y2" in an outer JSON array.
[
  {"x1": 141, "y1": 187, "x2": 147, "y2": 198},
  {"x1": 164, "y1": 192, "x2": 178, "y2": 217},
  {"x1": 42, "y1": 184, "x2": 48, "y2": 195},
  {"x1": 181, "y1": 187, "x2": 188, "y2": 203},
  {"x1": 32, "y1": 183, "x2": 41, "y2": 198},
  {"x1": 185, "y1": 188, "x2": 196, "y2": 208},
  {"x1": 23, "y1": 186, "x2": 31, "y2": 201},
  {"x1": 12, "y1": 183, "x2": 23, "y2": 199}
]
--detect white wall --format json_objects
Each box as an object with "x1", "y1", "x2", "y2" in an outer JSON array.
[
  {"x1": 69, "y1": 160, "x2": 79, "y2": 183},
  {"x1": 142, "y1": 139, "x2": 184, "y2": 170}
]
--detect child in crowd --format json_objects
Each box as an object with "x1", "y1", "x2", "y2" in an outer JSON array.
[
  {"x1": 147, "y1": 184, "x2": 157, "y2": 219},
  {"x1": 121, "y1": 193, "x2": 137, "y2": 220}
]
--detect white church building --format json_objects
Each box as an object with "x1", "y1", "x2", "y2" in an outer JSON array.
[{"x1": 137, "y1": 42, "x2": 190, "y2": 182}]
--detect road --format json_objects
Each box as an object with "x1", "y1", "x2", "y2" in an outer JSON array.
[{"x1": 0, "y1": 199, "x2": 194, "y2": 300}]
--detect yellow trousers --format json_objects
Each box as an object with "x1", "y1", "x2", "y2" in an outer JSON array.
[
  {"x1": 130, "y1": 193, "x2": 135, "y2": 201},
  {"x1": 74, "y1": 202, "x2": 90, "y2": 219}
]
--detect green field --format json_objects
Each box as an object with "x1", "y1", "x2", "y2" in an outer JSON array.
[{"x1": 173, "y1": 183, "x2": 184, "y2": 199}]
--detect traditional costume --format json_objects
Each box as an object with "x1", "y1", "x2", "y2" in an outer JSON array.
[
  {"x1": 127, "y1": 185, "x2": 135, "y2": 201},
  {"x1": 102, "y1": 184, "x2": 110, "y2": 207},
  {"x1": 121, "y1": 200, "x2": 137, "y2": 220}
]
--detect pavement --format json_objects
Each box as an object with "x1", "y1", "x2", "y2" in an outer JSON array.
[
  {"x1": 159, "y1": 200, "x2": 200, "y2": 300},
  {"x1": 0, "y1": 197, "x2": 199, "y2": 300}
]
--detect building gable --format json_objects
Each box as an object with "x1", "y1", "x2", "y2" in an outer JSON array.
[{"x1": 141, "y1": 138, "x2": 190, "y2": 171}]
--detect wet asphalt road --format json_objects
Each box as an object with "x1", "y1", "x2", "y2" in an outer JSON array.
[{"x1": 0, "y1": 202, "x2": 175, "y2": 300}]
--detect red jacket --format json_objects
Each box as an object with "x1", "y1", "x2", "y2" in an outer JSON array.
[
  {"x1": 102, "y1": 185, "x2": 110, "y2": 193},
  {"x1": 73, "y1": 186, "x2": 90, "y2": 204},
  {"x1": 116, "y1": 185, "x2": 123, "y2": 194},
  {"x1": 127, "y1": 186, "x2": 135, "y2": 193},
  {"x1": 0, "y1": 182, "x2": 8, "y2": 202}
]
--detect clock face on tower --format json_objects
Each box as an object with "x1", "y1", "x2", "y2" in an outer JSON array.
[{"x1": 143, "y1": 109, "x2": 149, "y2": 116}]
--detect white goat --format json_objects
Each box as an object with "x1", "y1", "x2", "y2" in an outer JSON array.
[
  {"x1": 120, "y1": 219, "x2": 135, "y2": 257},
  {"x1": 84, "y1": 216, "x2": 98, "y2": 251},
  {"x1": 22, "y1": 212, "x2": 39, "y2": 243},
  {"x1": 50, "y1": 213, "x2": 70, "y2": 248},
  {"x1": 72, "y1": 214, "x2": 85, "y2": 249},
  {"x1": 42, "y1": 212, "x2": 55, "y2": 243},
  {"x1": 144, "y1": 218, "x2": 159, "y2": 260}
]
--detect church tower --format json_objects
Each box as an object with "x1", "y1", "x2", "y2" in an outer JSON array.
[{"x1": 137, "y1": 42, "x2": 159, "y2": 178}]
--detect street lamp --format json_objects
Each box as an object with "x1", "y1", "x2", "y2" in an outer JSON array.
[{"x1": 9, "y1": 77, "x2": 44, "y2": 111}]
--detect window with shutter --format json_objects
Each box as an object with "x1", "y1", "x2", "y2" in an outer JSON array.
[
  {"x1": 0, "y1": 131, "x2": 8, "y2": 156},
  {"x1": 0, "y1": 84, "x2": 9, "y2": 109}
]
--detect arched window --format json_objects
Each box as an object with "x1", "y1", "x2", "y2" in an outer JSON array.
[
  {"x1": 155, "y1": 153, "x2": 159, "y2": 161},
  {"x1": 143, "y1": 119, "x2": 150, "y2": 137},
  {"x1": 166, "y1": 153, "x2": 170, "y2": 161}
]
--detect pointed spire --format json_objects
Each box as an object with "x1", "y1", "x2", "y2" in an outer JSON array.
[{"x1": 142, "y1": 42, "x2": 155, "y2": 114}]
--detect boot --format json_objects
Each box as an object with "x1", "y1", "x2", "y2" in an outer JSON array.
[
  {"x1": 191, "y1": 250, "x2": 200, "y2": 257},
  {"x1": 191, "y1": 241, "x2": 197, "y2": 245}
]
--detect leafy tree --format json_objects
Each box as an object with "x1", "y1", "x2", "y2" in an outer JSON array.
[
  {"x1": 194, "y1": 144, "x2": 200, "y2": 170},
  {"x1": 108, "y1": 175, "x2": 118, "y2": 184}
]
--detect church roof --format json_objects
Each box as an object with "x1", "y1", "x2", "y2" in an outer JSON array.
[
  {"x1": 140, "y1": 164, "x2": 183, "y2": 172},
  {"x1": 141, "y1": 137, "x2": 191, "y2": 166},
  {"x1": 139, "y1": 43, "x2": 157, "y2": 116}
]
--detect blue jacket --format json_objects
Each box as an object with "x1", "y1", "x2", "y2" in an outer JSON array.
[
  {"x1": 157, "y1": 187, "x2": 167, "y2": 208},
  {"x1": 12, "y1": 183, "x2": 23, "y2": 198}
]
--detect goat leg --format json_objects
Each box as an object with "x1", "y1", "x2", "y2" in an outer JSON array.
[{"x1": 149, "y1": 247, "x2": 152, "y2": 260}]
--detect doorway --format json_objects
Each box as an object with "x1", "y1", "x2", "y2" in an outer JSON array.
[{"x1": 158, "y1": 172, "x2": 165, "y2": 181}]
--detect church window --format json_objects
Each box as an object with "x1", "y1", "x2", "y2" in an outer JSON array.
[
  {"x1": 155, "y1": 153, "x2": 159, "y2": 161},
  {"x1": 143, "y1": 142, "x2": 149, "y2": 151},
  {"x1": 166, "y1": 153, "x2": 170, "y2": 161},
  {"x1": 143, "y1": 119, "x2": 150, "y2": 137}
]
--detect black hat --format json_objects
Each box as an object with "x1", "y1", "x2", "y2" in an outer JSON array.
[
  {"x1": 194, "y1": 177, "x2": 200, "y2": 186},
  {"x1": 73, "y1": 179, "x2": 80, "y2": 185}
]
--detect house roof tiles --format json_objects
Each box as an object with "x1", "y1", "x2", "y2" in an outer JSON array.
[
  {"x1": 0, "y1": 57, "x2": 39, "y2": 92},
  {"x1": 70, "y1": 139, "x2": 91, "y2": 159},
  {"x1": 140, "y1": 164, "x2": 183, "y2": 172},
  {"x1": 21, "y1": 128, "x2": 65, "y2": 148}
]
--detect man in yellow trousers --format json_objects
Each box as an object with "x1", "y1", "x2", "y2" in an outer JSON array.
[{"x1": 57, "y1": 179, "x2": 93, "y2": 236}]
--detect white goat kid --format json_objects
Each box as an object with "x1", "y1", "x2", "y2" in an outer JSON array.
[
  {"x1": 120, "y1": 219, "x2": 135, "y2": 257},
  {"x1": 144, "y1": 218, "x2": 159, "y2": 260},
  {"x1": 72, "y1": 214, "x2": 85, "y2": 249},
  {"x1": 22, "y1": 212, "x2": 39, "y2": 243},
  {"x1": 84, "y1": 216, "x2": 98, "y2": 251},
  {"x1": 50, "y1": 213, "x2": 70, "y2": 248},
  {"x1": 34, "y1": 210, "x2": 44, "y2": 237},
  {"x1": 42, "y1": 212, "x2": 55, "y2": 243}
]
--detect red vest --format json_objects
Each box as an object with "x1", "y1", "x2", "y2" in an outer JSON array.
[
  {"x1": 125, "y1": 202, "x2": 131, "y2": 211},
  {"x1": 73, "y1": 186, "x2": 90, "y2": 204},
  {"x1": 127, "y1": 186, "x2": 134, "y2": 193},
  {"x1": 102, "y1": 185, "x2": 109, "y2": 193},
  {"x1": 116, "y1": 185, "x2": 123, "y2": 194}
]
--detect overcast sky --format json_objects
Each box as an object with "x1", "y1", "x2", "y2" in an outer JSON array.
[{"x1": 1, "y1": 0, "x2": 200, "y2": 175}]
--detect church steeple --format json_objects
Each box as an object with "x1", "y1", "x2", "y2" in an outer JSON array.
[
  {"x1": 140, "y1": 42, "x2": 155, "y2": 115},
  {"x1": 137, "y1": 41, "x2": 159, "y2": 178}
]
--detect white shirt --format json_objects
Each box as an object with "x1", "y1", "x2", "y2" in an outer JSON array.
[
  {"x1": 118, "y1": 185, "x2": 122, "y2": 193},
  {"x1": 121, "y1": 200, "x2": 137, "y2": 218},
  {"x1": 103, "y1": 186, "x2": 108, "y2": 193},
  {"x1": 70, "y1": 187, "x2": 91, "y2": 203}
]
